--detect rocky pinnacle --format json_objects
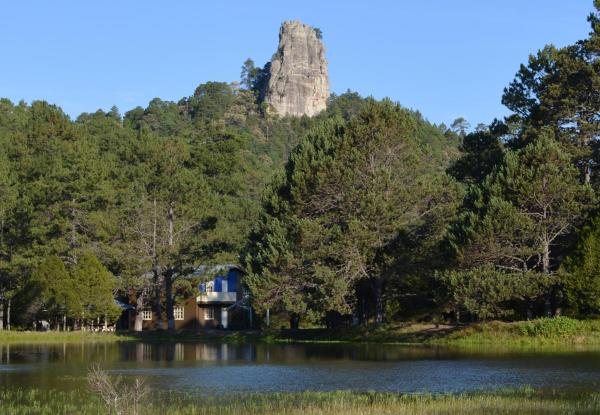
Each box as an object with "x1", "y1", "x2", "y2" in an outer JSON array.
[{"x1": 264, "y1": 21, "x2": 330, "y2": 117}]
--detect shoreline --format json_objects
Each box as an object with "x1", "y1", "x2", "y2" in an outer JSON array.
[{"x1": 2, "y1": 318, "x2": 600, "y2": 349}]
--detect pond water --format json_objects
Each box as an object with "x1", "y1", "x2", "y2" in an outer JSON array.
[{"x1": 2, "y1": 342, "x2": 600, "y2": 394}]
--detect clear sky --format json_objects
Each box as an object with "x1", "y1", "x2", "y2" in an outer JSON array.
[{"x1": 0, "y1": 1, "x2": 594, "y2": 127}]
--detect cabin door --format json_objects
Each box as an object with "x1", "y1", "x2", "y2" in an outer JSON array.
[{"x1": 221, "y1": 307, "x2": 228, "y2": 329}]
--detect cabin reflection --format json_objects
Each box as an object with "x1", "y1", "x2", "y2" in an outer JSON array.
[
  {"x1": 122, "y1": 343, "x2": 258, "y2": 362},
  {"x1": 0, "y1": 342, "x2": 462, "y2": 368}
]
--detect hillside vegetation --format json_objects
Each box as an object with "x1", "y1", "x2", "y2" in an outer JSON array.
[{"x1": 3, "y1": 3, "x2": 600, "y2": 333}]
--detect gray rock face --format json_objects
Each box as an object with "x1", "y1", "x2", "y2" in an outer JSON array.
[{"x1": 264, "y1": 21, "x2": 330, "y2": 117}]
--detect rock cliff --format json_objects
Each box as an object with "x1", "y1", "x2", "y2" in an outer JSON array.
[{"x1": 264, "y1": 21, "x2": 330, "y2": 117}]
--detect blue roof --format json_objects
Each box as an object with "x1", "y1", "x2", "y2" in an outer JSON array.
[{"x1": 115, "y1": 299, "x2": 135, "y2": 310}]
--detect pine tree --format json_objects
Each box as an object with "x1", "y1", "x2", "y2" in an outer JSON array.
[
  {"x1": 561, "y1": 217, "x2": 600, "y2": 315},
  {"x1": 244, "y1": 101, "x2": 461, "y2": 326},
  {"x1": 29, "y1": 256, "x2": 80, "y2": 329},
  {"x1": 71, "y1": 252, "x2": 120, "y2": 327},
  {"x1": 449, "y1": 131, "x2": 594, "y2": 316}
]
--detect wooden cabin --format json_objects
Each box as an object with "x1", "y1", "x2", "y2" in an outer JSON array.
[{"x1": 117, "y1": 265, "x2": 253, "y2": 331}]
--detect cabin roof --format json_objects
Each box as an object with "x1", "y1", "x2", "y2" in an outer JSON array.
[
  {"x1": 191, "y1": 264, "x2": 244, "y2": 277},
  {"x1": 115, "y1": 299, "x2": 135, "y2": 310}
]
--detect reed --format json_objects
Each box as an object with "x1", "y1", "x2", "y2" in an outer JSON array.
[{"x1": 1, "y1": 388, "x2": 598, "y2": 415}]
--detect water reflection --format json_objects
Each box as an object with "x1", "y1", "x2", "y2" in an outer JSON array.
[
  {"x1": 3, "y1": 341, "x2": 600, "y2": 393},
  {"x1": 0, "y1": 342, "x2": 465, "y2": 365},
  {"x1": 121, "y1": 343, "x2": 258, "y2": 363}
]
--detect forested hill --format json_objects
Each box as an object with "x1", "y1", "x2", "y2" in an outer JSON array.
[
  {"x1": 0, "y1": 81, "x2": 459, "y2": 328},
  {"x1": 5, "y1": 4, "x2": 600, "y2": 333}
]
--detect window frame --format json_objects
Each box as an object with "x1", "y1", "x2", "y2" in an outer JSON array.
[
  {"x1": 174, "y1": 306, "x2": 184, "y2": 321},
  {"x1": 204, "y1": 307, "x2": 214, "y2": 320},
  {"x1": 141, "y1": 310, "x2": 152, "y2": 321}
]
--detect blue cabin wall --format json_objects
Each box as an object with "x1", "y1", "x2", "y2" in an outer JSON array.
[
  {"x1": 198, "y1": 269, "x2": 242, "y2": 293},
  {"x1": 227, "y1": 270, "x2": 237, "y2": 292}
]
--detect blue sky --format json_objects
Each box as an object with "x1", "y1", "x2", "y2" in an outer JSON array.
[{"x1": 0, "y1": 1, "x2": 594, "y2": 127}]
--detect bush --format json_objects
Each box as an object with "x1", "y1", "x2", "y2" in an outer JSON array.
[
  {"x1": 518, "y1": 316, "x2": 583, "y2": 338},
  {"x1": 437, "y1": 266, "x2": 550, "y2": 321}
]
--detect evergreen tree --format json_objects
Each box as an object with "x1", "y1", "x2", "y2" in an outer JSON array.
[
  {"x1": 502, "y1": 2, "x2": 600, "y2": 183},
  {"x1": 29, "y1": 256, "x2": 80, "y2": 329},
  {"x1": 71, "y1": 251, "x2": 120, "y2": 326},
  {"x1": 244, "y1": 101, "x2": 461, "y2": 326},
  {"x1": 448, "y1": 132, "x2": 594, "y2": 316},
  {"x1": 561, "y1": 217, "x2": 600, "y2": 316}
]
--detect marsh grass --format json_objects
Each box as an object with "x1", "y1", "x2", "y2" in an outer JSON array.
[{"x1": 1, "y1": 388, "x2": 600, "y2": 415}]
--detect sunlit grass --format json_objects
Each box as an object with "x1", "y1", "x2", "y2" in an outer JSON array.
[
  {"x1": 0, "y1": 330, "x2": 135, "y2": 344},
  {"x1": 1, "y1": 388, "x2": 600, "y2": 415},
  {"x1": 4, "y1": 318, "x2": 600, "y2": 349},
  {"x1": 434, "y1": 319, "x2": 600, "y2": 348}
]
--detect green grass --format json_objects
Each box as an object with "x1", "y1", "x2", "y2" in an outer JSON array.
[
  {"x1": 0, "y1": 330, "x2": 136, "y2": 344},
  {"x1": 4, "y1": 317, "x2": 600, "y2": 350},
  {"x1": 434, "y1": 318, "x2": 600, "y2": 348},
  {"x1": 2, "y1": 388, "x2": 600, "y2": 415},
  {"x1": 262, "y1": 318, "x2": 600, "y2": 350}
]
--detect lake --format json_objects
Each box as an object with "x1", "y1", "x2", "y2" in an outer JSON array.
[{"x1": 2, "y1": 342, "x2": 600, "y2": 394}]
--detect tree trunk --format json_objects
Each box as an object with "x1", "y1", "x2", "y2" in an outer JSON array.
[
  {"x1": 165, "y1": 271, "x2": 175, "y2": 330},
  {"x1": 544, "y1": 292, "x2": 553, "y2": 317},
  {"x1": 134, "y1": 294, "x2": 144, "y2": 332},
  {"x1": 542, "y1": 238, "x2": 550, "y2": 274},
  {"x1": 153, "y1": 269, "x2": 163, "y2": 330},
  {"x1": 289, "y1": 314, "x2": 300, "y2": 330},
  {"x1": 6, "y1": 298, "x2": 10, "y2": 330},
  {"x1": 63, "y1": 315, "x2": 66, "y2": 332},
  {"x1": 165, "y1": 203, "x2": 175, "y2": 331},
  {"x1": 585, "y1": 162, "x2": 592, "y2": 185},
  {"x1": 0, "y1": 299, "x2": 4, "y2": 330},
  {"x1": 151, "y1": 196, "x2": 164, "y2": 330},
  {"x1": 455, "y1": 309, "x2": 461, "y2": 326},
  {"x1": 542, "y1": 237, "x2": 553, "y2": 317},
  {"x1": 374, "y1": 278, "x2": 384, "y2": 324},
  {"x1": 69, "y1": 198, "x2": 79, "y2": 260}
]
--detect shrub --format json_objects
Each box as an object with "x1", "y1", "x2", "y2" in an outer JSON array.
[
  {"x1": 437, "y1": 266, "x2": 551, "y2": 321},
  {"x1": 518, "y1": 316, "x2": 583, "y2": 338}
]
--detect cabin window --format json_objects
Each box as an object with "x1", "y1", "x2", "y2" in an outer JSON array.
[
  {"x1": 222, "y1": 279, "x2": 228, "y2": 292},
  {"x1": 141, "y1": 310, "x2": 152, "y2": 321},
  {"x1": 204, "y1": 307, "x2": 214, "y2": 320},
  {"x1": 174, "y1": 306, "x2": 184, "y2": 320},
  {"x1": 206, "y1": 281, "x2": 214, "y2": 293}
]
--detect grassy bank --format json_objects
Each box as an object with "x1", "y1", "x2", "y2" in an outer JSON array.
[
  {"x1": 3, "y1": 317, "x2": 600, "y2": 348},
  {"x1": 432, "y1": 318, "x2": 600, "y2": 348},
  {"x1": 261, "y1": 317, "x2": 600, "y2": 349},
  {"x1": 2, "y1": 388, "x2": 600, "y2": 415},
  {"x1": 0, "y1": 330, "x2": 136, "y2": 344}
]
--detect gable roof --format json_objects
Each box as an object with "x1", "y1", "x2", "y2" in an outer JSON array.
[{"x1": 191, "y1": 264, "x2": 244, "y2": 277}]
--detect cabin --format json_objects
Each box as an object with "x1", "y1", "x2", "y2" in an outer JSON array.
[{"x1": 117, "y1": 265, "x2": 253, "y2": 331}]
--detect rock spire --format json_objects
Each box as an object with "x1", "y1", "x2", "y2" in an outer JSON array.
[{"x1": 263, "y1": 20, "x2": 330, "y2": 117}]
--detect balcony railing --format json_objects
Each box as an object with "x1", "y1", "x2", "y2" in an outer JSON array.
[{"x1": 196, "y1": 292, "x2": 237, "y2": 303}]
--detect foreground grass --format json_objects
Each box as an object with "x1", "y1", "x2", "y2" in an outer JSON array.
[
  {"x1": 2, "y1": 388, "x2": 600, "y2": 415},
  {"x1": 0, "y1": 330, "x2": 136, "y2": 344}
]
